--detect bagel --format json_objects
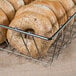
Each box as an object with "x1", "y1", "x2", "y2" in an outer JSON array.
[
  {"x1": 7, "y1": 11, "x2": 54, "y2": 58},
  {"x1": 40, "y1": 0, "x2": 75, "y2": 24},
  {"x1": 56, "y1": 0, "x2": 75, "y2": 25},
  {"x1": 0, "y1": 9, "x2": 9, "y2": 44},
  {"x1": 31, "y1": 1, "x2": 67, "y2": 26},
  {"x1": 0, "y1": 0, "x2": 15, "y2": 21},
  {"x1": 7, "y1": 0, "x2": 24, "y2": 11},
  {"x1": 15, "y1": 4, "x2": 59, "y2": 33}
]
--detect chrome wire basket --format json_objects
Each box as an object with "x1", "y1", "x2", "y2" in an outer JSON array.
[{"x1": 0, "y1": 13, "x2": 76, "y2": 66}]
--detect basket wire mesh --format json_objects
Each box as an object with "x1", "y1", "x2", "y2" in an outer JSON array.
[{"x1": 0, "y1": 13, "x2": 76, "y2": 66}]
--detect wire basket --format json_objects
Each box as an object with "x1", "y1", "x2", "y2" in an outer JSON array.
[{"x1": 0, "y1": 13, "x2": 76, "y2": 66}]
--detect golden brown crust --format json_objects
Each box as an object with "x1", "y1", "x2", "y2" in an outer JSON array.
[
  {"x1": 15, "y1": 3, "x2": 59, "y2": 33},
  {"x1": 7, "y1": 0, "x2": 24, "y2": 11},
  {"x1": 41, "y1": 0, "x2": 75, "y2": 24},
  {"x1": 7, "y1": 11, "x2": 53, "y2": 58},
  {"x1": 0, "y1": 0, "x2": 15, "y2": 21},
  {"x1": 31, "y1": 1, "x2": 67, "y2": 26},
  {"x1": 0, "y1": 9, "x2": 9, "y2": 43},
  {"x1": 44, "y1": 1, "x2": 67, "y2": 26},
  {"x1": 57, "y1": 0, "x2": 75, "y2": 25}
]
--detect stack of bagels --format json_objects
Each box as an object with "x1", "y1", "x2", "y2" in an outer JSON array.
[{"x1": 0, "y1": 0, "x2": 76, "y2": 58}]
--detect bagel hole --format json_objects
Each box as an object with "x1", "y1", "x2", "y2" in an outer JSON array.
[
  {"x1": 34, "y1": 18, "x2": 37, "y2": 21},
  {"x1": 24, "y1": 29, "x2": 35, "y2": 39}
]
